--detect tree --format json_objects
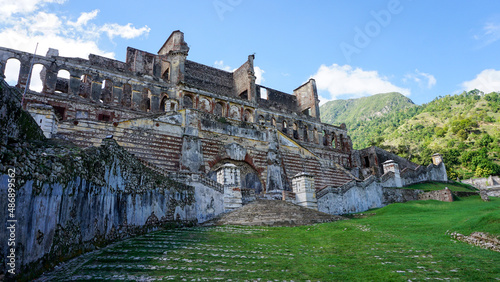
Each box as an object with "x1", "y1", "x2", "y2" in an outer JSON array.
[{"x1": 479, "y1": 134, "x2": 494, "y2": 148}]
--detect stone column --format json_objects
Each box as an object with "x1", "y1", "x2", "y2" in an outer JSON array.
[
  {"x1": 382, "y1": 160, "x2": 402, "y2": 187},
  {"x1": 216, "y1": 163, "x2": 242, "y2": 211},
  {"x1": 68, "y1": 75, "x2": 81, "y2": 96},
  {"x1": 90, "y1": 81, "x2": 102, "y2": 102},
  {"x1": 292, "y1": 172, "x2": 318, "y2": 210}
]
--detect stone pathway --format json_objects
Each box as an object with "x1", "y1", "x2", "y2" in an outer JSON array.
[{"x1": 35, "y1": 226, "x2": 293, "y2": 281}]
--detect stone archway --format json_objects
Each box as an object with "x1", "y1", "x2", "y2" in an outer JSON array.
[{"x1": 208, "y1": 160, "x2": 264, "y2": 195}]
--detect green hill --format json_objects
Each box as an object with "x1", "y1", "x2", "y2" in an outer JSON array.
[
  {"x1": 382, "y1": 90, "x2": 500, "y2": 179},
  {"x1": 321, "y1": 92, "x2": 416, "y2": 126},
  {"x1": 320, "y1": 92, "x2": 418, "y2": 149},
  {"x1": 320, "y1": 90, "x2": 500, "y2": 180}
]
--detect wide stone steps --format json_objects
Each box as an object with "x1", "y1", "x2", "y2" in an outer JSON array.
[{"x1": 207, "y1": 199, "x2": 345, "y2": 226}]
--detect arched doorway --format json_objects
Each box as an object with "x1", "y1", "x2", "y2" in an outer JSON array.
[{"x1": 208, "y1": 160, "x2": 264, "y2": 195}]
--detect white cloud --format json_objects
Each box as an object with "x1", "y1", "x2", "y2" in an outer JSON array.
[
  {"x1": 68, "y1": 9, "x2": 99, "y2": 27},
  {"x1": 404, "y1": 69, "x2": 436, "y2": 89},
  {"x1": 100, "y1": 23, "x2": 150, "y2": 40},
  {"x1": 0, "y1": 0, "x2": 65, "y2": 18},
  {"x1": 28, "y1": 12, "x2": 63, "y2": 36},
  {"x1": 214, "y1": 60, "x2": 232, "y2": 71},
  {"x1": 461, "y1": 69, "x2": 500, "y2": 93},
  {"x1": 0, "y1": 2, "x2": 149, "y2": 60},
  {"x1": 254, "y1": 66, "x2": 265, "y2": 84},
  {"x1": 312, "y1": 64, "x2": 410, "y2": 101}
]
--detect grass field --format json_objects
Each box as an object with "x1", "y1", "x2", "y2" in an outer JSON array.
[
  {"x1": 40, "y1": 196, "x2": 499, "y2": 281},
  {"x1": 403, "y1": 181, "x2": 477, "y2": 192}
]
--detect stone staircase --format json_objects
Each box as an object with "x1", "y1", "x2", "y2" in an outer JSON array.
[{"x1": 205, "y1": 199, "x2": 345, "y2": 227}]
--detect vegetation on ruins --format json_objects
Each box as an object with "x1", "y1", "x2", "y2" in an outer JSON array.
[
  {"x1": 40, "y1": 195, "x2": 500, "y2": 281},
  {"x1": 321, "y1": 90, "x2": 500, "y2": 180}
]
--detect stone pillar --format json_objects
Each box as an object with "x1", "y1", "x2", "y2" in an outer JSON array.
[
  {"x1": 216, "y1": 163, "x2": 242, "y2": 211},
  {"x1": 382, "y1": 160, "x2": 402, "y2": 187},
  {"x1": 90, "y1": 81, "x2": 102, "y2": 102},
  {"x1": 432, "y1": 153, "x2": 443, "y2": 165},
  {"x1": 431, "y1": 153, "x2": 448, "y2": 181},
  {"x1": 27, "y1": 104, "x2": 58, "y2": 138},
  {"x1": 180, "y1": 135, "x2": 204, "y2": 173},
  {"x1": 68, "y1": 75, "x2": 81, "y2": 96},
  {"x1": 112, "y1": 83, "x2": 123, "y2": 105},
  {"x1": 292, "y1": 172, "x2": 318, "y2": 210}
]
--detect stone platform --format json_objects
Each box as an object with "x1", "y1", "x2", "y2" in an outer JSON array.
[{"x1": 205, "y1": 199, "x2": 345, "y2": 227}]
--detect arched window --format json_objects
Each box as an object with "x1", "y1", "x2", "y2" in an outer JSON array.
[
  {"x1": 160, "y1": 95, "x2": 168, "y2": 112},
  {"x1": 183, "y1": 95, "x2": 193, "y2": 109},
  {"x1": 214, "y1": 101, "x2": 225, "y2": 116},
  {"x1": 282, "y1": 120, "x2": 288, "y2": 134},
  {"x1": 239, "y1": 90, "x2": 248, "y2": 100},
  {"x1": 229, "y1": 105, "x2": 240, "y2": 120},
  {"x1": 199, "y1": 98, "x2": 211, "y2": 112},
  {"x1": 162, "y1": 63, "x2": 170, "y2": 81},
  {"x1": 293, "y1": 123, "x2": 299, "y2": 139},
  {"x1": 4, "y1": 58, "x2": 21, "y2": 86},
  {"x1": 28, "y1": 64, "x2": 44, "y2": 92},
  {"x1": 55, "y1": 69, "x2": 70, "y2": 93},
  {"x1": 244, "y1": 109, "x2": 254, "y2": 122},
  {"x1": 271, "y1": 118, "x2": 276, "y2": 127},
  {"x1": 323, "y1": 130, "x2": 328, "y2": 146}
]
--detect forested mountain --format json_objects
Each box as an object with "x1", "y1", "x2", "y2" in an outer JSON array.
[
  {"x1": 320, "y1": 92, "x2": 418, "y2": 149},
  {"x1": 320, "y1": 90, "x2": 500, "y2": 180}
]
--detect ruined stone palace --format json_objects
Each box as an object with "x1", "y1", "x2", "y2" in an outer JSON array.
[{"x1": 0, "y1": 30, "x2": 447, "y2": 217}]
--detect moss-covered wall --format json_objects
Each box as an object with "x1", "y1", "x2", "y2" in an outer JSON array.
[{"x1": 0, "y1": 81, "x2": 196, "y2": 280}]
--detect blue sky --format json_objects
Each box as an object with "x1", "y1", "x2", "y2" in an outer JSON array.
[{"x1": 1, "y1": 0, "x2": 499, "y2": 105}]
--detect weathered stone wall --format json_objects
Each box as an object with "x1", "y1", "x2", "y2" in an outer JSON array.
[
  {"x1": 293, "y1": 79, "x2": 320, "y2": 119},
  {"x1": 192, "y1": 182, "x2": 225, "y2": 223},
  {"x1": 185, "y1": 60, "x2": 234, "y2": 97},
  {"x1": 418, "y1": 188, "x2": 453, "y2": 202},
  {"x1": 232, "y1": 56, "x2": 255, "y2": 102},
  {"x1": 317, "y1": 159, "x2": 449, "y2": 215},
  {"x1": 462, "y1": 175, "x2": 500, "y2": 189},
  {"x1": 319, "y1": 177, "x2": 384, "y2": 215},
  {"x1": 399, "y1": 162, "x2": 448, "y2": 186},
  {"x1": 0, "y1": 138, "x2": 197, "y2": 279},
  {"x1": 357, "y1": 146, "x2": 419, "y2": 178}
]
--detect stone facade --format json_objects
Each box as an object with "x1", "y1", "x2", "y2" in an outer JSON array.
[
  {"x1": 0, "y1": 30, "x2": 448, "y2": 216},
  {"x1": 0, "y1": 30, "x2": 355, "y2": 196}
]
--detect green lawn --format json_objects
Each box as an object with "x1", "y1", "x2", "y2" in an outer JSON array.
[
  {"x1": 39, "y1": 196, "x2": 499, "y2": 281},
  {"x1": 404, "y1": 181, "x2": 477, "y2": 192}
]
